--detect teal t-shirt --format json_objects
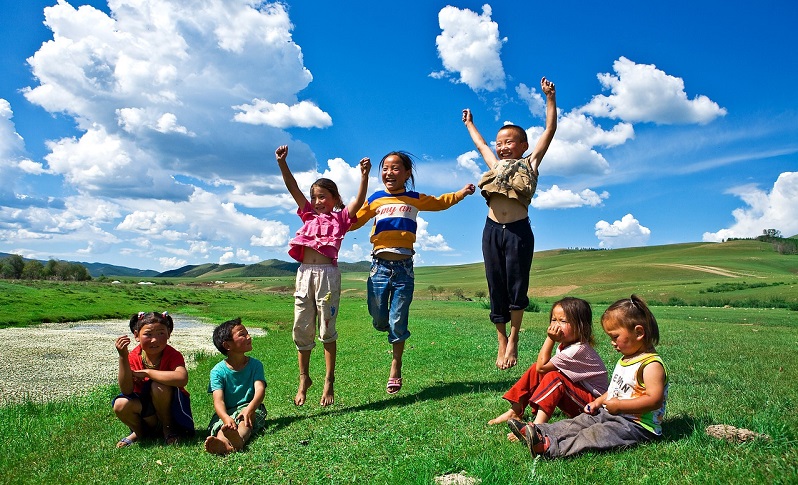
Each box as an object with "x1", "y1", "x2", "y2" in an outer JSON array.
[{"x1": 208, "y1": 357, "x2": 266, "y2": 413}]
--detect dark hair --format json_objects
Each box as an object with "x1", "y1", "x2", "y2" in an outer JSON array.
[
  {"x1": 212, "y1": 317, "x2": 242, "y2": 355},
  {"x1": 498, "y1": 124, "x2": 528, "y2": 144},
  {"x1": 129, "y1": 311, "x2": 174, "y2": 335},
  {"x1": 379, "y1": 151, "x2": 416, "y2": 190},
  {"x1": 551, "y1": 297, "x2": 594, "y2": 345},
  {"x1": 601, "y1": 294, "x2": 660, "y2": 348},
  {"x1": 310, "y1": 178, "x2": 344, "y2": 211}
]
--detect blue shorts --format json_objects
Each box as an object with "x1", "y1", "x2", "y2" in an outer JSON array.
[
  {"x1": 112, "y1": 381, "x2": 195, "y2": 437},
  {"x1": 367, "y1": 257, "x2": 414, "y2": 343},
  {"x1": 482, "y1": 217, "x2": 534, "y2": 323}
]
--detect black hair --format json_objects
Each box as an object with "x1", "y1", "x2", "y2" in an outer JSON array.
[
  {"x1": 602, "y1": 294, "x2": 660, "y2": 348},
  {"x1": 212, "y1": 317, "x2": 243, "y2": 355},
  {"x1": 129, "y1": 311, "x2": 174, "y2": 335},
  {"x1": 379, "y1": 151, "x2": 416, "y2": 190},
  {"x1": 551, "y1": 297, "x2": 594, "y2": 345},
  {"x1": 498, "y1": 124, "x2": 528, "y2": 144},
  {"x1": 310, "y1": 178, "x2": 345, "y2": 210}
]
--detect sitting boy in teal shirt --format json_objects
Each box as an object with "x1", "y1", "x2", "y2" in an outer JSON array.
[{"x1": 204, "y1": 318, "x2": 267, "y2": 455}]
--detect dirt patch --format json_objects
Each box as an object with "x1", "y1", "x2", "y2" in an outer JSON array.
[
  {"x1": 0, "y1": 317, "x2": 264, "y2": 405},
  {"x1": 533, "y1": 285, "x2": 580, "y2": 297},
  {"x1": 706, "y1": 424, "x2": 770, "y2": 443},
  {"x1": 653, "y1": 264, "x2": 761, "y2": 278}
]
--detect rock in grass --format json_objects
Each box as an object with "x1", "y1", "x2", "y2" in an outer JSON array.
[
  {"x1": 434, "y1": 471, "x2": 481, "y2": 485},
  {"x1": 705, "y1": 424, "x2": 770, "y2": 443}
]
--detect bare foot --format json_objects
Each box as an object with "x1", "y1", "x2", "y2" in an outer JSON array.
[
  {"x1": 503, "y1": 341, "x2": 518, "y2": 370},
  {"x1": 320, "y1": 378, "x2": 334, "y2": 407},
  {"x1": 507, "y1": 431, "x2": 519, "y2": 442},
  {"x1": 496, "y1": 329, "x2": 508, "y2": 369},
  {"x1": 204, "y1": 435, "x2": 234, "y2": 455},
  {"x1": 488, "y1": 409, "x2": 521, "y2": 425},
  {"x1": 294, "y1": 374, "x2": 312, "y2": 406},
  {"x1": 222, "y1": 425, "x2": 244, "y2": 452}
]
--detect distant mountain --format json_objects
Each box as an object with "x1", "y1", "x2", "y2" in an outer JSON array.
[
  {"x1": 0, "y1": 252, "x2": 159, "y2": 278},
  {"x1": 158, "y1": 259, "x2": 372, "y2": 278}
]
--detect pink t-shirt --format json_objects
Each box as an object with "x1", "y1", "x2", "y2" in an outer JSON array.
[
  {"x1": 549, "y1": 342, "x2": 609, "y2": 397},
  {"x1": 288, "y1": 202, "x2": 356, "y2": 265}
]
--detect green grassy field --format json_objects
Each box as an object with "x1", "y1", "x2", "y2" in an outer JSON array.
[{"x1": 1, "y1": 239, "x2": 796, "y2": 483}]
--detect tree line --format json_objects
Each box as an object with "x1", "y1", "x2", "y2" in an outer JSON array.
[{"x1": 0, "y1": 254, "x2": 92, "y2": 281}]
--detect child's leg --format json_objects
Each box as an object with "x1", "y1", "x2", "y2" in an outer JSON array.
[
  {"x1": 489, "y1": 364, "x2": 541, "y2": 424},
  {"x1": 294, "y1": 349, "x2": 312, "y2": 406},
  {"x1": 536, "y1": 410, "x2": 653, "y2": 458},
  {"x1": 150, "y1": 382, "x2": 176, "y2": 441},
  {"x1": 504, "y1": 309, "x2": 524, "y2": 369},
  {"x1": 204, "y1": 429, "x2": 235, "y2": 455},
  {"x1": 320, "y1": 341, "x2": 336, "y2": 406},
  {"x1": 113, "y1": 396, "x2": 144, "y2": 445}
]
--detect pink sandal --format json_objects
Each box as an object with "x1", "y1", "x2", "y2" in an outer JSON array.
[{"x1": 386, "y1": 377, "x2": 403, "y2": 394}]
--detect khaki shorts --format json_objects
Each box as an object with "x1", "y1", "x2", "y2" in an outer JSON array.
[{"x1": 293, "y1": 264, "x2": 341, "y2": 350}]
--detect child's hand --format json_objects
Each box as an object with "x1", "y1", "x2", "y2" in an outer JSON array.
[
  {"x1": 584, "y1": 400, "x2": 599, "y2": 415},
  {"x1": 602, "y1": 398, "x2": 621, "y2": 414},
  {"x1": 460, "y1": 183, "x2": 476, "y2": 197},
  {"x1": 540, "y1": 77, "x2": 556, "y2": 97},
  {"x1": 222, "y1": 416, "x2": 237, "y2": 430},
  {"x1": 546, "y1": 321, "x2": 564, "y2": 342},
  {"x1": 359, "y1": 157, "x2": 371, "y2": 177},
  {"x1": 237, "y1": 408, "x2": 255, "y2": 429},
  {"x1": 275, "y1": 145, "x2": 288, "y2": 163},
  {"x1": 115, "y1": 335, "x2": 131, "y2": 356},
  {"x1": 462, "y1": 108, "x2": 473, "y2": 124}
]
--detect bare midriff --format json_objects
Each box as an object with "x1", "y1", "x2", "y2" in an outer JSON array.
[
  {"x1": 302, "y1": 247, "x2": 333, "y2": 264},
  {"x1": 375, "y1": 252, "x2": 412, "y2": 261},
  {"x1": 487, "y1": 192, "x2": 529, "y2": 224}
]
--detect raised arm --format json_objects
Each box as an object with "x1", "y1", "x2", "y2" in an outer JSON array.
[
  {"x1": 528, "y1": 77, "x2": 557, "y2": 173},
  {"x1": 462, "y1": 108, "x2": 499, "y2": 170},
  {"x1": 115, "y1": 335, "x2": 134, "y2": 395},
  {"x1": 275, "y1": 145, "x2": 309, "y2": 209},
  {"x1": 536, "y1": 321, "x2": 561, "y2": 373},
  {"x1": 347, "y1": 157, "x2": 371, "y2": 218}
]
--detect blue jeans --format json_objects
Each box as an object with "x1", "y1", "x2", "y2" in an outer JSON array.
[{"x1": 367, "y1": 257, "x2": 414, "y2": 343}]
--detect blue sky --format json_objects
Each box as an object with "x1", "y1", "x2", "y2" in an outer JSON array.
[{"x1": 1, "y1": 0, "x2": 796, "y2": 271}]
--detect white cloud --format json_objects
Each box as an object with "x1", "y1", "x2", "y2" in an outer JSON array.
[
  {"x1": 456, "y1": 150, "x2": 484, "y2": 179},
  {"x1": 557, "y1": 111, "x2": 634, "y2": 148},
  {"x1": 580, "y1": 57, "x2": 727, "y2": 124},
  {"x1": 434, "y1": 5, "x2": 506, "y2": 92},
  {"x1": 159, "y1": 256, "x2": 187, "y2": 270},
  {"x1": 516, "y1": 83, "x2": 545, "y2": 117},
  {"x1": 23, "y1": 0, "x2": 321, "y2": 189},
  {"x1": 415, "y1": 216, "x2": 453, "y2": 252},
  {"x1": 595, "y1": 213, "x2": 651, "y2": 248},
  {"x1": 702, "y1": 172, "x2": 798, "y2": 242},
  {"x1": 233, "y1": 99, "x2": 332, "y2": 129},
  {"x1": 532, "y1": 185, "x2": 609, "y2": 209},
  {"x1": 339, "y1": 243, "x2": 370, "y2": 262}
]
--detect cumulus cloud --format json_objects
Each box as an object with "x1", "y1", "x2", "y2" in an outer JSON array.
[
  {"x1": 580, "y1": 57, "x2": 727, "y2": 125},
  {"x1": 532, "y1": 185, "x2": 609, "y2": 209},
  {"x1": 595, "y1": 213, "x2": 651, "y2": 248},
  {"x1": 233, "y1": 99, "x2": 332, "y2": 128},
  {"x1": 415, "y1": 216, "x2": 453, "y2": 252},
  {"x1": 702, "y1": 172, "x2": 798, "y2": 242},
  {"x1": 433, "y1": 5, "x2": 506, "y2": 92},
  {"x1": 456, "y1": 150, "x2": 484, "y2": 179},
  {"x1": 23, "y1": 0, "x2": 323, "y2": 191},
  {"x1": 516, "y1": 83, "x2": 545, "y2": 117},
  {"x1": 339, "y1": 243, "x2": 370, "y2": 263}
]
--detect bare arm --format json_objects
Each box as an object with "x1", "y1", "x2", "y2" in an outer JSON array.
[
  {"x1": 462, "y1": 109, "x2": 499, "y2": 170},
  {"x1": 239, "y1": 380, "x2": 267, "y2": 429},
  {"x1": 132, "y1": 366, "x2": 189, "y2": 388},
  {"x1": 115, "y1": 335, "x2": 133, "y2": 395},
  {"x1": 537, "y1": 321, "x2": 567, "y2": 372},
  {"x1": 347, "y1": 157, "x2": 371, "y2": 218},
  {"x1": 528, "y1": 77, "x2": 557, "y2": 173},
  {"x1": 275, "y1": 145, "x2": 309, "y2": 209},
  {"x1": 212, "y1": 389, "x2": 236, "y2": 429}
]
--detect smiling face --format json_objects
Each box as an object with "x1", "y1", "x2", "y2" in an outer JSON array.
[
  {"x1": 310, "y1": 185, "x2": 339, "y2": 215},
  {"x1": 381, "y1": 154, "x2": 412, "y2": 193},
  {"x1": 225, "y1": 324, "x2": 252, "y2": 354},
  {"x1": 495, "y1": 127, "x2": 529, "y2": 160},
  {"x1": 134, "y1": 322, "x2": 170, "y2": 359}
]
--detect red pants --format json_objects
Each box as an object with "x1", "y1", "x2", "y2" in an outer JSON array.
[{"x1": 503, "y1": 364, "x2": 594, "y2": 418}]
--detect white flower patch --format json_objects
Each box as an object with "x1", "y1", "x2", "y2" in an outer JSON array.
[{"x1": 0, "y1": 317, "x2": 264, "y2": 405}]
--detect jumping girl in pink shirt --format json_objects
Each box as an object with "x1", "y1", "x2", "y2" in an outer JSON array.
[{"x1": 276, "y1": 145, "x2": 370, "y2": 407}]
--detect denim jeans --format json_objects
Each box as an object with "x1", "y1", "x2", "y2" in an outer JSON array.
[{"x1": 367, "y1": 257, "x2": 414, "y2": 343}]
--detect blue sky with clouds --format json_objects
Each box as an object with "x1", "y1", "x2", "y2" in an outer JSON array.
[{"x1": 1, "y1": 0, "x2": 796, "y2": 271}]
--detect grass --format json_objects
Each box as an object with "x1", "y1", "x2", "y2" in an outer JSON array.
[{"x1": 1, "y1": 293, "x2": 797, "y2": 484}]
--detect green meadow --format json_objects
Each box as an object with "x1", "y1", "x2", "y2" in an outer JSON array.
[{"x1": 1, "y1": 239, "x2": 796, "y2": 484}]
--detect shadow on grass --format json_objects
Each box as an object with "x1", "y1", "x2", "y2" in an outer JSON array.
[
  {"x1": 261, "y1": 378, "x2": 518, "y2": 434},
  {"x1": 661, "y1": 413, "x2": 698, "y2": 441}
]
